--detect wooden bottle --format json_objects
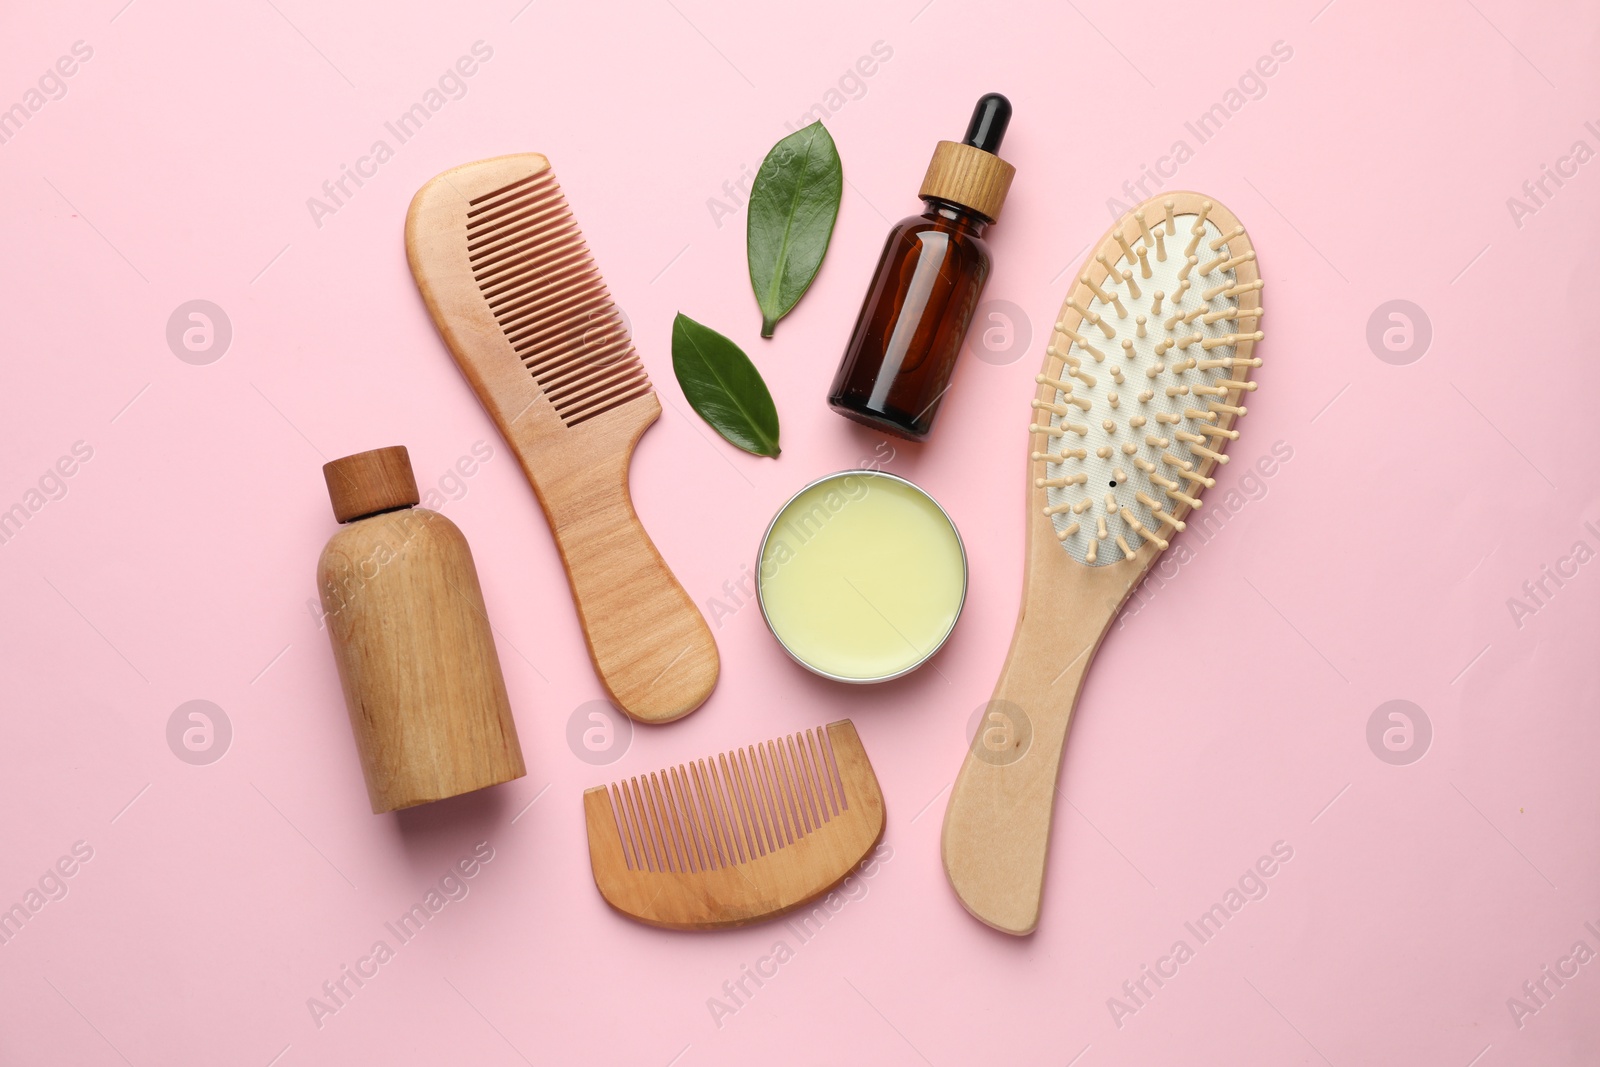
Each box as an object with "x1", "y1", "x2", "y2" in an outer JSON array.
[{"x1": 317, "y1": 446, "x2": 525, "y2": 813}]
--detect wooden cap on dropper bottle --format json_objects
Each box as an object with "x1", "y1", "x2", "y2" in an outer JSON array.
[
  {"x1": 918, "y1": 93, "x2": 1016, "y2": 222},
  {"x1": 323, "y1": 445, "x2": 420, "y2": 523}
]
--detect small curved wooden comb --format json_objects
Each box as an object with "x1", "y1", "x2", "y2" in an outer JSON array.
[
  {"x1": 405, "y1": 154, "x2": 718, "y2": 723},
  {"x1": 584, "y1": 720, "x2": 885, "y2": 929}
]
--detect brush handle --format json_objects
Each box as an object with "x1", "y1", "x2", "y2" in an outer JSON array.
[
  {"x1": 528, "y1": 434, "x2": 719, "y2": 724},
  {"x1": 941, "y1": 555, "x2": 1143, "y2": 935}
]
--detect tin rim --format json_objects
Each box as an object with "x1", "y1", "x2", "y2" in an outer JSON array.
[{"x1": 755, "y1": 469, "x2": 969, "y2": 684}]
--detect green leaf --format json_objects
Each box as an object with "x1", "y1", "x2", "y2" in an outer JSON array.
[
  {"x1": 747, "y1": 121, "x2": 843, "y2": 338},
  {"x1": 671, "y1": 313, "x2": 781, "y2": 458}
]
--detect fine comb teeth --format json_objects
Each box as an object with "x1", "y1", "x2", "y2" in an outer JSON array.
[
  {"x1": 583, "y1": 720, "x2": 886, "y2": 930},
  {"x1": 463, "y1": 168, "x2": 652, "y2": 426},
  {"x1": 1031, "y1": 194, "x2": 1262, "y2": 565},
  {"x1": 407, "y1": 154, "x2": 719, "y2": 725}
]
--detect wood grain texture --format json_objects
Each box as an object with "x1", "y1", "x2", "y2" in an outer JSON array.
[
  {"x1": 405, "y1": 153, "x2": 718, "y2": 724},
  {"x1": 942, "y1": 191, "x2": 1260, "y2": 935},
  {"x1": 918, "y1": 140, "x2": 1015, "y2": 222},
  {"x1": 319, "y1": 506, "x2": 525, "y2": 813},
  {"x1": 584, "y1": 720, "x2": 885, "y2": 930},
  {"x1": 323, "y1": 445, "x2": 419, "y2": 523}
]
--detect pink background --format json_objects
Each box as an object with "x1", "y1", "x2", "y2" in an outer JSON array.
[{"x1": 2, "y1": 0, "x2": 1597, "y2": 1063}]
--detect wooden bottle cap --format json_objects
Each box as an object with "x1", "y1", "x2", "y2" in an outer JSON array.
[
  {"x1": 323, "y1": 446, "x2": 420, "y2": 523},
  {"x1": 919, "y1": 141, "x2": 1016, "y2": 222}
]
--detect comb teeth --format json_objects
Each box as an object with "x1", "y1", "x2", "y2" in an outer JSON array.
[
  {"x1": 465, "y1": 170, "x2": 652, "y2": 427},
  {"x1": 604, "y1": 727, "x2": 848, "y2": 874}
]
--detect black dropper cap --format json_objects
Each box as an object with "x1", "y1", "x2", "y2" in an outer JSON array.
[{"x1": 961, "y1": 93, "x2": 1012, "y2": 155}]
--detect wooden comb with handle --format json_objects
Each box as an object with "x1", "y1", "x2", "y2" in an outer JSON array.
[
  {"x1": 406, "y1": 154, "x2": 718, "y2": 724},
  {"x1": 584, "y1": 720, "x2": 885, "y2": 929},
  {"x1": 942, "y1": 192, "x2": 1262, "y2": 934}
]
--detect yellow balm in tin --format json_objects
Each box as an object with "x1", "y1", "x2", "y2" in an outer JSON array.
[{"x1": 757, "y1": 471, "x2": 966, "y2": 682}]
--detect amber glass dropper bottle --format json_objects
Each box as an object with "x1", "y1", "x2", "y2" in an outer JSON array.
[{"x1": 828, "y1": 93, "x2": 1016, "y2": 441}]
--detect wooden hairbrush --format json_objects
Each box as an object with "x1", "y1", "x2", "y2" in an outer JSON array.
[
  {"x1": 405, "y1": 154, "x2": 718, "y2": 724},
  {"x1": 941, "y1": 192, "x2": 1262, "y2": 934},
  {"x1": 584, "y1": 720, "x2": 885, "y2": 929}
]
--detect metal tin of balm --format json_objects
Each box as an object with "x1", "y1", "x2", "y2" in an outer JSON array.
[{"x1": 756, "y1": 470, "x2": 967, "y2": 683}]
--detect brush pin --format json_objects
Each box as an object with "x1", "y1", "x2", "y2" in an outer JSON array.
[
  {"x1": 1165, "y1": 486, "x2": 1202, "y2": 508},
  {"x1": 1208, "y1": 225, "x2": 1245, "y2": 251},
  {"x1": 1201, "y1": 333, "x2": 1254, "y2": 350},
  {"x1": 1114, "y1": 230, "x2": 1138, "y2": 263},
  {"x1": 1136, "y1": 493, "x2": 1185, "y2": 531},
  {"x1": 1197, "y1": 424, "x2": 1240, "y2": 440},
  {"x1": 1203, "y1": 306, "x2": 1264, "y2": 325},
  {"x1": 1120, "y1": 509, "x2": 1167, "y2": 550}
]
